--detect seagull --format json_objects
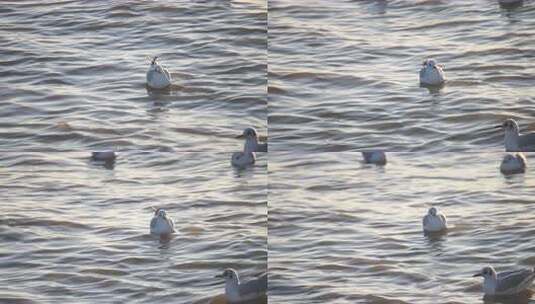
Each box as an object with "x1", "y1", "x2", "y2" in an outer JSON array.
[
  {"x1": 90, "y1": 151, "x2": 116, "y2": 162},
  {"x1": 150, "y1": 208, "x2": 176, "y2": 236},
  {"x1": 362, "y1": 151, "x2": 386, "y2": 165},
  {"x1": 473, "y1": 266, "x2": 535, "y2": 296},
  {"x1": 500, "y1": 153, "x2": 527, "y2": 175},
  {"x1": 236, "y1": 127, "x2": 267, "y2": 152},
  {"x1": 231, "y1": 128, "x2": 266, "y2": 168},
  {"x1": 495, "y1": 119, "x2": 535, "y2": 152},
  {"x1": 419, "y1": 58, "x2": 445, "y2": 86},
  {"x1": 215, "y1": 268, "x2": 267, "y2": 303},
  {"x1": 146, "y1": 56, "x2": 172, "y2": 89},
  {"x1": 422, "y1": 207, "x2": 447, "y2": 233},
  {"x1": 231, "y1": 150, "x2": 256, "y2": 168}
]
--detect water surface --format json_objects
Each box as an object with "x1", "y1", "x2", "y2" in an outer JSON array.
[
  {"x1": 1, "y1": 152, "x2": 267, "y2": 303},
  {"x1": 269, "y1": 0, "x2": 535, "y2": 152},
  {"x1": 1, "y1": 0, "x2": 267, "y2": 152},
  {"x1": 269, "y1": 152, "x2": 535, "y2": 303}
]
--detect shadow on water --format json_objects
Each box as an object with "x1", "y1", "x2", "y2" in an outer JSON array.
[
  {"x1": 157, "y1": 236, "x2": 172, "y2": 249},
  {"x1": 423, "y1": 230, "x2": 448, "y2": 247},
  {"x1": 483, "y1": 289, "x2": 533, "y2": 304},
  {"x1": 502, "y1": 171, "x2": 526, "y2": 185},
  {"x1": 420, "y1": 82, "x2": 445, "y2": 96},
  {"x1": 88, "y1": 159, "x2": 116, "y2": 170},
  {"x1": 145, "y1": 83, "x2": 188, "y2": 97},
  {"x1": 193, "y1": 294, "x2": 268, "y2": 304},
  {"x1": 359, "y1": 162, "x2": 387, "y2": 173}
]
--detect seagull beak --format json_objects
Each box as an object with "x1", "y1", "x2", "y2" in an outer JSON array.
[
  {"x1": 236, "y1": 134, "x2": 245, "y2": 139},
  {"x1": 215, "y1": 274, "x2": 223, "y2": 278},
  {"x1": 494, "y1": 125, "x2": 503, "y2": 129},
  {"x1": 473, "y1": 273, "x2": 482, "y2": 277}
]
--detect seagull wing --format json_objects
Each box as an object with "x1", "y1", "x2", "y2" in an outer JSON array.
[
  {"x1": 496, "y1": 269, "x2": 535, "y2": 294},
  {"x1": 163, "y1": 67, "x2": 171, "y2": 80},
  {"x1": 238, "y1": 273, "x2": 267, "y2": 297},
  {"x1": 419, "y1": 68, "x2": 426, "y2": 79},
  {"x1": 169, "y1": 218, "x2": 176, "y2": 232},
  {"x1": 518, "y1": 133, "x2": 535, "y2": 151},
  {"x1": 257, "y1": 143, "x2": 268, "y2": 152},
  {"x1": 150, "y1": 217, "x2": 158, "y2": 230},
  {"x1": 147, "y1": 70, "x2": 155, "y2": 82},
  {"x1": 439, "y1": 214, "x2": 446, "y2": 225},
  {"x1": 422, "y1": 215, "x2": 429, "y2": 227},
  {"x1": 362, "y1": 152, "x2": 372, "y2": 163}
]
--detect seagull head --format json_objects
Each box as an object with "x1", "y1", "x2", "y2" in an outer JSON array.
[
  {"x1": 215, "y1": 268, "x2": 240, "y2": 283},
  {"x1": 153, "y1": 208, "x2": 167, "y2": 218},
  {"x1": 473, "y1": 266, "x2": 497, "y2": 279},
  {"x1": 237, "y1": 127, "x2": 258, "y2": 140},
  {"x1": 428, "y1": 207, "x2": 438, "y2": 216},
  {"x1": 423, "y1": 58, "x2": 440, "y2": 69},
  {"x1": 496, "y1": 118, "x2": 520, "y2": 134}
]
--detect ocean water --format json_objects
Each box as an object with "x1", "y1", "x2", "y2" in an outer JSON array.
[
  {"x1": 269, "y1": 0, "x2": 535, "y2": 152},
  {"x1": 269, "y1": 152, "x2": 535, "y2": 303},
  {"x1": 1, "y1": 152, "x2": 267, "y2": 303},
  {"x1": 5, "y1": 0, "x2": 535, "y2": 303},
  {"x1": 1, "y1": 0, "x2": 267, "y2": 152}
]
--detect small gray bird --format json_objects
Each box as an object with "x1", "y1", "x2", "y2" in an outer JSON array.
[{"x1": 215, "y1": 268, "x2": 267, "y2": 303}]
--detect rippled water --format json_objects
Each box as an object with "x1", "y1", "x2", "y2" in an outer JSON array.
[
  {"x1": 269, "y1": 152, "x2": 535, "y2": 303},
  {"x1": 6, "y1": 1, "x2": 535, "y2": 303},
  {"x1": 1, "y1": 152, "x2": 267, "y2": 303},
  {"x1": 269, "y1": 0, "x2": 535, "y2": 152},
  {"x1": 1, "y1": 0, "x2": 267, "y2": 152}
]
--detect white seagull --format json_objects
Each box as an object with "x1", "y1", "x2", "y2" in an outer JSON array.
[
  {"x1": 419, "y1": 58, "x2": 446, "y2": 86},
  {"x1": 422, "y1": 207, "x2": 447, "y2": 233},
  {"x1": 231, "y1": 128, "x2": 266, "y2": 168},
  {"x1": 473, "y1": 266, "x2": 535, "y2": 296},
  {"x1": 496, "y1": 119, "x2": 535, "y2": 152},
  {"x1": 500, "y1": 153, "x2": 527, "y2": 175},
  {"x1": 362, "y1": 151, "x2": 386, "y2": 165},
  {"x1": 150, "y1": 208, "x2": 176, "y2": 236},
  {"x1": 215, "y1": 268, "x2": 267, "y2": 303},
  {"x1": 236, "y1": 127, "x2": 267, "y2": 152},
  {"x1": 146, "y1": 56, "x2": 172, "y2": 89}
]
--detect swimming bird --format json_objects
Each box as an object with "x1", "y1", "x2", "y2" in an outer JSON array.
[
  {"x1": 237, "y1": 127, "x2": 267, "y2": 152},
  {"x1": 496, "y1": 119, "x2": 535, "y2": 152},
  {"x1": 150, "y1": 208, "x2": 175, "y2": 236},
  {"x1": 231, "y1": 150, "x2": 256, "y2": 168},
  {"x1": 146, "y1": 56, "x2": 172, "y2": 89},
  {"x1": 90, "y1": 151, "x2": 116, "y2": 162},
  {"x1": 500, "y1": 153, "x2": 527, "y2": 175},
  {"x1": 473, "y1": 266, "x2": 535, "y2": 296},
  {"x1": 422, "y1": 207, "x2": 447, "y2": 233},
  {"x1": 231, "y1": 128, "x2": 265, "y2": 168},
  {"x1": 419, "y1": 58, "x2": 445, "y2": 86},
  {"x1": 362, "y1": 151, "x2": 386, "y2": 165},
  {"x1": 215, "y1": 268, "x2": 267, "y2": 303}
]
